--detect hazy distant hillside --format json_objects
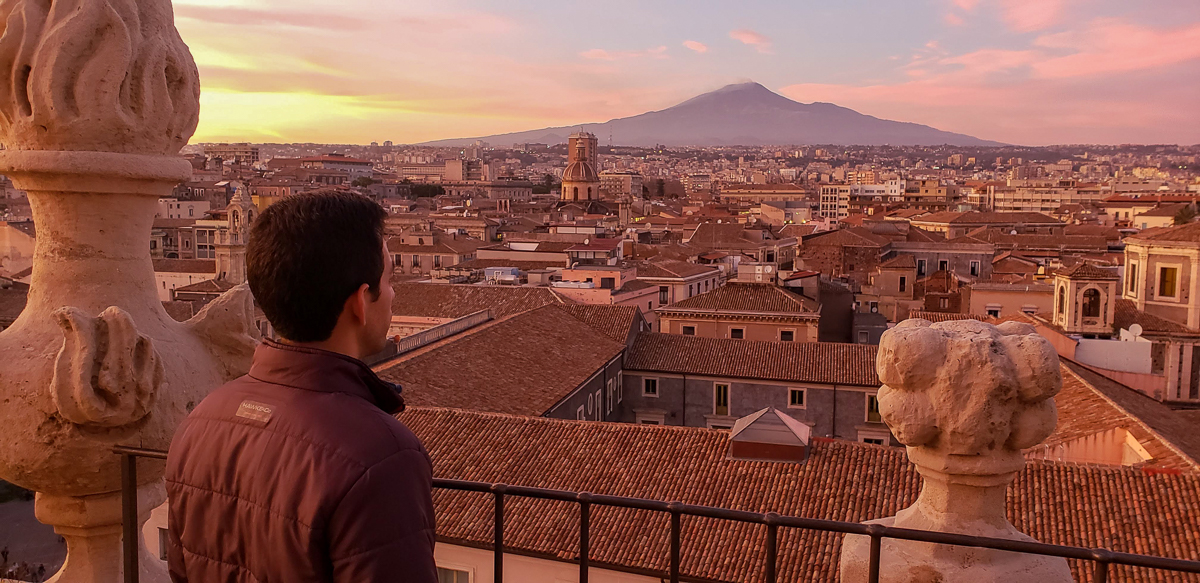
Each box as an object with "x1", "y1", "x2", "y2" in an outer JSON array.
[{"x1": 420, "y1": 82, "x2": 1000, "y2": 148}]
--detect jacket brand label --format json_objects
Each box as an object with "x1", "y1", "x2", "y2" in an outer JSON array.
[{"x1": 235, "y1": 400, "x2": 274, "y2": 424}]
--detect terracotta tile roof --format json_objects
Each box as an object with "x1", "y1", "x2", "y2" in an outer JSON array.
[
  {"x1": 1055, "y1": 262, "x2": 1119, "y2": 280},
  {"x1": 0, "y1": 287, "x2": 27, "y2": 325},
  {"x1": 390, "y1": 283, "x2": 570, "y2": 319},
  {"x1": 636, "y1": 260, "x2": 717, "y2": 279},
  {"x1": 161, "y1": 301, "x2": 197, "y2": 322},
  {"x1": 2, "y1": 220, "x2": 35, "y2": 238},
  {"x1": 1114, "y1": 299, "x2": 1200, "y2": 335},
  {"x1": 688, "y1": 224, "x2": 777, "y2": 249},
  {"x1": 173, "y1": 279, "x2": 235, "y2": 293},
  {"x1": 880, "y1": 255, "x2": 916, "y2": 269},
  {"x1": 803, "y1": 227, "x2": 891, "y2": 248},
  {"x1": 664, "y1": 283, "x2": 816, "y2": 313},
  {"x1": 443, "y1": 259, "x2": 565, "y2": 272},
  {"x1": 625, "y1": 333, "x2": 879, "y2": 386},
  {"x1": 556, "y1": 304, "x2": 640, "y2": 343},
  {"x1": 1127, "y1": 222, "x2": 1200, "y2": 244},
  {"x1": 907, "y1": 311, "x2": 986, "y2": 323},
  {"x1": 151, "y1": 258, "x2": 217, "y2": 274},
  {"x1": 905, "y1": 227, "x2": 944, "y2": 242},
  {"x1": 387, "y1": 233, "x2": 486, "y2": 255},
  {"x1": 1135, "y1": 203, "x2": 1191, "y2": 218},
  {"x1": 1039, "y1": 363, "x2": 1200, "y2": 471},
  {"x1": 375, "y1": 305, "x2": 624, "y2": 416},
  {"x1": 778, "y1": 224, "x2": 818, "y2": 239},
  {"x1": 401, "y1": 407, "x2": 1200, "y2": 583}
]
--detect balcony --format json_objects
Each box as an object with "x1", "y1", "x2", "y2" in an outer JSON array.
[{"x1": 112, "y1": 445, "x2": 1200, "y2": 583}]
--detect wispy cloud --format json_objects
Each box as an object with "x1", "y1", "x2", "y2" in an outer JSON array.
[
  {"x1": 174, "y1": 5, "x2": 365, "y2": 30},
  {"x1": 729, "y1": 29, "x2": 773, "y2": 54},
  {"x1": 1000, "y1": 0, "x2": 1069, "y2": 32},
  {"x1": 944, "y1": 13, "x2": 964, "y2": 26},
  {"x1": 580, "y1": 46, "x2": 669, "y2": 61},
  {"x1": 683, "y1": 40, "x2": 709, "y2": 53},
  {"x1": 952, "y1": 0, "x2": 979, "y2": 11}
]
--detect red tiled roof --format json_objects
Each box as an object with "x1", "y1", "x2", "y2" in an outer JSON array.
[
  {"x1": 664, "y1": 283, "x2": 816, "y2": 313},
  {"x1": 390, "y1": 283, "x2": 570, "y2": 319},
  {"x1": 375, "y1": 305, "x2": 624, "y2": 416},
  {"x1": 625, "y1": 333, "x2": 878, "y2": 386},
  {"x1": 151, "y1": 258, "x2": 217, "y2": 274},
  {"x1": 1114, "y1": 299, "x2": 1200, "y2": 335},
  {"x1": 1127, "y1": 222, "x2": 1200, "y2": 244},
  {"x1": 636, "y1": 260, "x2": 717, "y2": 279},
  {"x1": 1054, "y1": 262, "x2": 1119, "y2": 280},
  {"x1": 401, "y1": 407, "x2": 1200, "y2": 583},
  {"x1": 880, "y1": 255, "x2": 916, "y2": 269},
  {"x1": 556, "y1": 304, "x2": 640, "y2": 343},
  {"x1": 0, "y1": 287, "x2": 28, "y2": 325},
  {"x1": 802, "y1": 227, "x2": 892, "y2": 248},
  {"x1": 907, "y1": 311, "x2": 986, "y2": 323},
  {"x1": 174, "y1": 278, "x2": 235, "y2": 293}
]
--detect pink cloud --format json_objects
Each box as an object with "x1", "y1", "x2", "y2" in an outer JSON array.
[
  {"x1": 1000, "y1": 0, "x2": 1068, "y2": 32},
  {"x1": 730, "y1": 29, "x2": 774, "y2": 54},
  {"x1": 580, "y1": 46, "x2": 669, "y2": 61},
  {"x1": 952, "y1": 0, "x2": 980, "y2": 10},
  {"x1": 174, "y1": 5, "x2": 365, "y2": 30},
  {"x1": 683, "y1": 40, "x2": 709, "y2": 54},
  {"x1": 944, "y1": 13, "x2": 964, "y2": 26}
]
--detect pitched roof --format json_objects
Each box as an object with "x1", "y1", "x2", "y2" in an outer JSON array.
[
  {"x1": 880, "y1": 255, "x2": 916, "y2": 269},
  {"x1": 635, "y1": 260, "x2": 716, "y2": 279},
  {"x1": 375, "y1": 305, "x2": 624, "y2": 416},
  {"x1": 391, "y1": 283, "x2": 569, "y2": 319},
  {"x1": 555, "y1": 304, "x2": 640, "y2": 343},
  {"x1": 1135, "y1": 203, "x2": 1190, "y2": 218},
  {"x1": 625, "y1": 333, "x2": 879, "y2": 386},
  {"x1": 1114, "y1": 299, "x2": 1200, "y2": 335},
  {"x1": 443, "y1": 259, "x2": 565, "y2": 272},
  {"x1": 173, "y1": 279, "x2": 235, "y2": 293},
  {"x1": 0, "y1": 287, "x2": 28, "y2": 324},
  {"x1": 907, "y1": 311, "x2": 986, "y2": 323},
  {"x1": 802, "y1": 227, "x2": 891, "y2": 248},
  {"x1": 664, "y1": 283, "x2": 817, "y2": 313},
  {"x1": 402, "y1": 407, "x2": 1200, "y2": 583},
  {"x1": 1044, "y1": 362, "x2": 1200, "y2": 471},
  {"x1": 152, "y1": 218, "x2": 197, "y2": 229},
  {"x1": 2, "y1": 220, "x2": 35, "y2": 239},
  {"x1": 151, "y1": 258, "x2": 217, "y2": 274},
  {"x1": 387, "y1": 233, "x2": 486, "y2": 255},
  {"x1": 1054, "y1": 262, "x2": 1119, "y2": 280},
  {"x1": 687, "y1": 223, "x2": 775, "y2": 249},
  {"x1": 778, "y1": 224, "x2": 818, "y2": 239},
  {"x1": 1127, "y1": 222, "x2": 1200, "y2": 244}
]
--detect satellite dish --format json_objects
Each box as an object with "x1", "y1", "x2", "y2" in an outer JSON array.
[
  {"x1": 1009, "y1": 229, "x2": 1018, "y2": 235},
  {"x1": 584, "y1": 238, "x2": 590, "y2": 245},
  {"x1": 1129, "y1": 324, "x2": 1143, "y2": 337}
]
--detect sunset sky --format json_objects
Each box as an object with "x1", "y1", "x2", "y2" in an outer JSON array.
[{"x1": 177, "y1": 0, "x2": 1200, "y2": 146}]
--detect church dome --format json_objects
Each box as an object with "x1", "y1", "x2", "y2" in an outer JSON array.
[{"x1": 563, "y1": 160, "x2": 599, "y2": 182}]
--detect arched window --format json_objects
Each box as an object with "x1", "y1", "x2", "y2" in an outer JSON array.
[
  {"x1": 573, "y1": 187, "x2": 579, "y2": 199},
  {"x1": 231, "y1": 210, "x2": 240, "y2": 230},
  {"x1": 1057, "y1": 286, "x2": 1065, "y2": 315},
  {"x1": 1082, "y1": 288, "x2": 1100, "y2": 318},
  {"x1": 587, "y1": 187, "x2": 593, "y2": 199}
]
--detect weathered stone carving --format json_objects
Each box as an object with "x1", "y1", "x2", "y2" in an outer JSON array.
[
  {"x1": 840, "y1": 319, "x2": 1073, "y2": 583},
  {"x1": 0, "y1": 0, "x2": 201, "y2": 154},
  {"x1": 0, "y1": 1, "x2": 253, "y2": 581},
  {"x1": 52, "y1": 306, "x2": 164, "y2": 429}
]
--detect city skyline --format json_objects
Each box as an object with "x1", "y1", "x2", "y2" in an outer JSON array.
[{"x1": 179, "y1": 0, "x2": 1200, "y2": 146}]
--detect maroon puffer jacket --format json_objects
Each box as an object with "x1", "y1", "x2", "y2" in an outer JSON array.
[{"x1": 165, "y1": 340, "x2": 437, "y2": 582}]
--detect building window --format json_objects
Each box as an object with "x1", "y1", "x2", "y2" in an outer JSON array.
[
  {"x1": 987, "y1": 308, "x2": 1000, "y2": 318},
  {"x1": 714, "y1": 383, "x2": 729, "y2": 416},
  {"x1": 659, "y1": 286, "x2": 669, "y2": 304},
  {"x1": 788, "y1": 388, "x2": 806, "y2": 408},
  {"x1": 639, "y1": 418, "x2": 660, "y2": 425},
  {"x1": 1057, "y1": 286, "x2": 1065, "y2": 315},
  {"x1": 1082, "y1": 288, "x2": 1101, "y2": 318},
  {"x1": 780, "y1": 330, "x2": 795, "y2": 342},
  {"x1": 643, "y1": 378, "x2": 658, "y2": 397},
  {"x1": 730, "y1": 328, "x2": 744, "y2": 339},
  {"x1": 688, "y1": 284, "x2": 694, "y2": 297},
  {"x1": 917, "y1": 259, "x2": 927, "y2": 276},
  {"x1": 939, "y1": 297, "x2": 949, "y2": 309},
  {"x1": 1158, "y1": 266, "x2": 1179, "y2": 298},
  {"x1": 411, "y1": 255, "x2": 420, "y2": 268},
  {"x1": 861, "y1": 436, "x2": 886, "y2": 446},
  {"x1": 1127, "y1": 262, "x2": 1138, "y2": 295},
  {"x1": 437, "y1": 567, "x2": 471, "y2": 583},
  {"x1": 939, "y1": 260, "x2": 948, "y2": 272},
  {"x1": 857, "y1": 330, "x2": 869, "y2": 343},
  {"x1": 899, "y1": 276, "x2": 907, "y2": 292},
  {"x1": 970, "y1": 260, "x2": 980, "y2": 277},
  {"x1": 866, "y1": 394, "x2": 882, "y2": 423},
  {"x1": 606, "y1": 378, "x2": 615, "y2": 414},
  {"x1": 576, "y1": 406, "x2": 585, "y2": 420},
  {"x1": 682, "y1": 325, "x2": 696, "y2": 336},
  {"x1": 433, "y1": 255, "x2": 442, "y2": 268},
  {"x1": 601, "y1": 277, "x2": 615, "y2": 289}
]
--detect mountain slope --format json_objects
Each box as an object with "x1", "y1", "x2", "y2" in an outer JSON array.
[{"x1": 420, "y1": 82, "x2": 1000, "y2": 147}]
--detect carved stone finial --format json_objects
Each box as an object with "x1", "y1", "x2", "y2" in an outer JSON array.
[
  {"x1": 51, "y1": 306, "x2": 163, "y2": 429},
  {"x1": 186, "y1": 283, "x2": 261, "y2": 382},
  {"x1": 0, "y1": 0, "x2": 200, "y2": 154},
  {"x1": 840, "y1": 319, "x2": 1073, "y2": 583}
]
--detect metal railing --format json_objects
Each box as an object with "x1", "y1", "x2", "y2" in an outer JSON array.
[{"x1": 115, "y1": 446, "x2": 1200, "y2": 583}]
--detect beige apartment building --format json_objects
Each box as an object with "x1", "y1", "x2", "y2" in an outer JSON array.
[{"x1": 1123, "y1": 223, "x2": 1200, "y2": 330}]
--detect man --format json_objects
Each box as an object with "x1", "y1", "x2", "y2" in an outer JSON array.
[{"x1": 165, "y1": 192, "x2": 436, "y2": 582}]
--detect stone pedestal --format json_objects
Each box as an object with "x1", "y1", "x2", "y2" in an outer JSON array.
[
  {"x1": 0, "y1": 2, "x2": 257, "y2": 581},
  {"x1": 839, "y1": 319, "x2": 1073, "y2": 583},
  {"x1": 36, "y1": 484, "x2": 167, "y2": 583}
]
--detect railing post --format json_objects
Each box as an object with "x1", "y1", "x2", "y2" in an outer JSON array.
[
  {"x1": 668, "y1": 502, "x2": 683, "y2": 583},
  {"x1": 1092, "y1": 549, "x2": 1113, "y2": 583},
  {"x1": 493, "y1": 484, "x2": 506, "y2": 583},
  {"x1": 121, "y1": 453, "x2": 139, "y2": 583},
  {"x1": 765, "y1": 513, "x2": 779, "y2": 583},
  {"x1": 867, "y1": 524, "x2": 883, "y2": 583},
  {"x1": 579, "y1": 493, "x2": 592, "y2": 583}
]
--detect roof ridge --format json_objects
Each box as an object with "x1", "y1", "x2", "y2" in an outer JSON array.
[{"x1": 1060, "y1": 362, "x2": 1200, "y2": 472}]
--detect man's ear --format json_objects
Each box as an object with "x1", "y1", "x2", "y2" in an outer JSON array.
[{"x1": 344, "y1": 283, "x2": 371, "y2": 324}]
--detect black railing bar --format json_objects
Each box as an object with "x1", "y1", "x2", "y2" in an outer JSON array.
[
  {"x1": 115, "y1": 449, "x2": 1200, "y2": 576},
  {"x1": 579, "y1": 495, "x2": 591, "y2": 583},
  {"x1": 121, "y1": 453, "x2": 139, "y2": 583}
]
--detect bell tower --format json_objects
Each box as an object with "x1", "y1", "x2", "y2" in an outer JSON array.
[
  {"x1": 1052, "y1": 263, "x2": 1119, "y2": 337},
  {"x1": 561, "y1": 131, "x2": 600, "y2": 202},
  {"x1": 216, "y1": 185, "x2": 256, "y2": 284}
]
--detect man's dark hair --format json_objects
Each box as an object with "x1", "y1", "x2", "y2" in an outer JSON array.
[{"x1": 247, "y1": 191, "x2": 388, "y2": 342}]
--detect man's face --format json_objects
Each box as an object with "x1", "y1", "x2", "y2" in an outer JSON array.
[{"x1": 361, "y1": 240, "x2": 395, "y2": 355}]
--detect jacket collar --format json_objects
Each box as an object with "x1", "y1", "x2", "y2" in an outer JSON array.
[{"x1": 248, "y1": 339, "x2": 405, "y2": 414}]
